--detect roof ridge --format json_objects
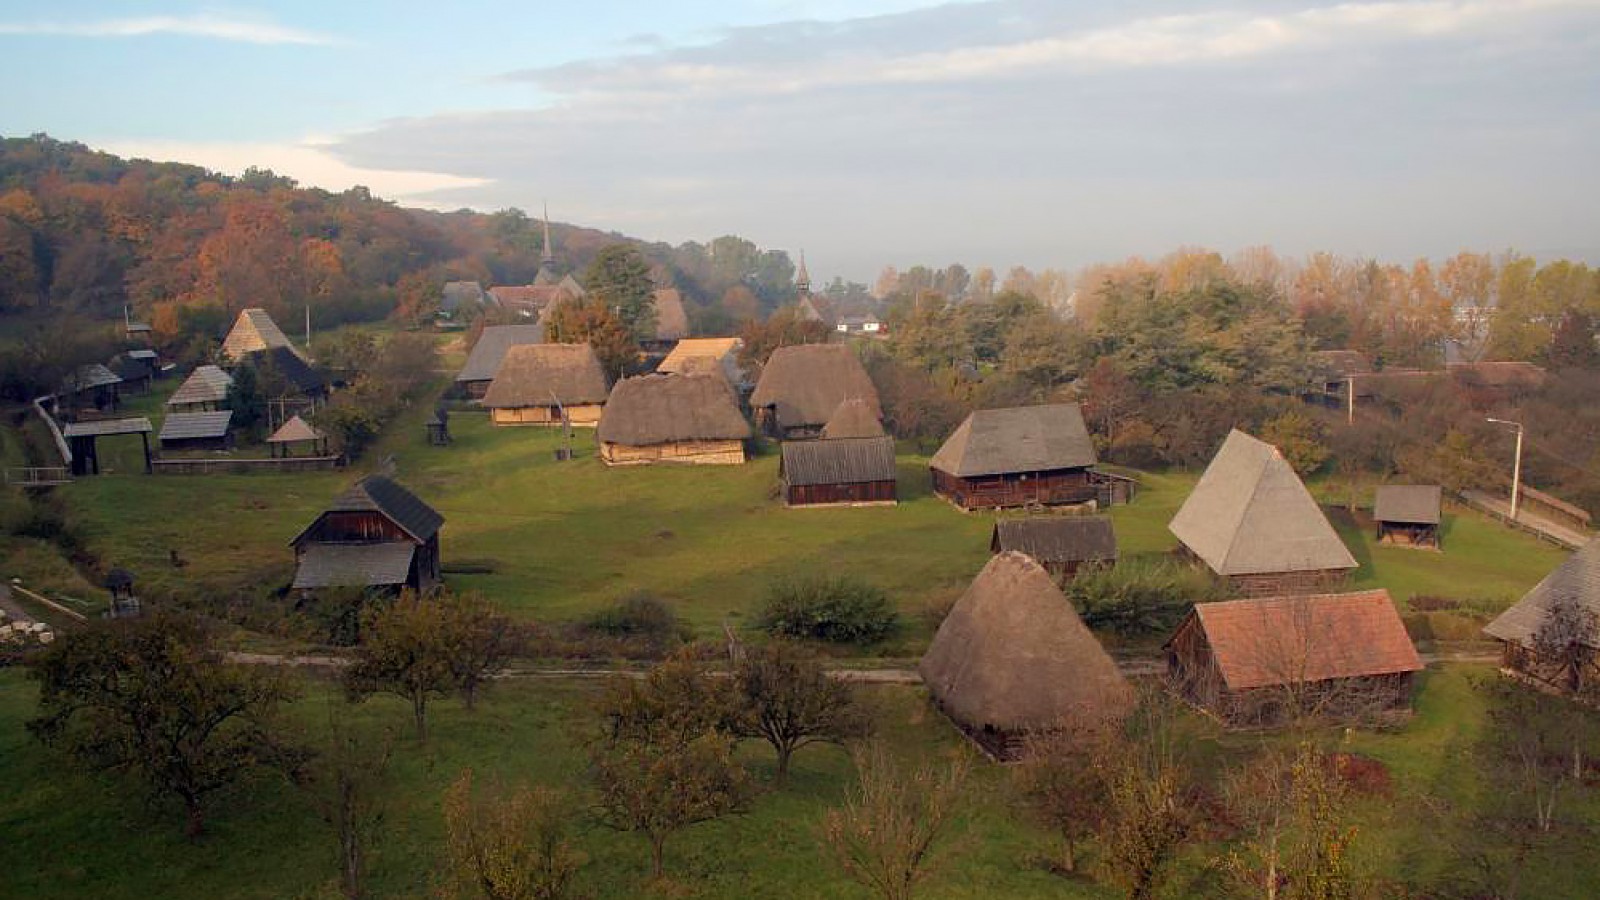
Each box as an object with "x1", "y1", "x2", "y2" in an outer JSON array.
[{"x1": 1215, "y1": 434, "x2": 1275, "y2": 573}]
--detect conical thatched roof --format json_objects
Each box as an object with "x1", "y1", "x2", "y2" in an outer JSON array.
[
  {"x1": 930, "y1": 404, "x2": 1095, "y2": 478},
  {"x1": 598, "y1": 373, "x2": 750, "y2": 445},
  {"x1": 652, "y1": 289, "x2": 689, "y2": 342},
  {"x1": 482, "y1": 343, "x2": 609, "y2": 409},
  {"x1": 267, "y1": 414, "x2": 324, "y2": 444},
  {"x1": 750, "y1": 343, "x2": 879, "y2": 429},
  {"x1": 1169, "y1": 430, "x2": 1357, "y2": 577},
  {"x1": 822, "y1": 398, "x2": 885, "y2": 439},
  {"x1": 919, "y1": 552, "x2": 1133, "y2": 733}
]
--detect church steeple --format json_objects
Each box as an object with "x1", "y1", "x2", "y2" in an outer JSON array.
[
  {"x1": 796, "y1": 250, "x2": 811, "y2": 297},
  {"x1": 540, "y1": 202, "x2": 555, "y2": 269}
]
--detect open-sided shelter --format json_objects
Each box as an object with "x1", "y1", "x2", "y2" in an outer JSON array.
[
  {"x1": 58, "y1": 364, "x2": 122, "y2": 412},
  {"x1": 1164, "y1": 590, "x2": 1422, "y2": 726},
  {"x1": 821, "y1": 397, "x2": 885, "y2": 439},
  {"x1": 1373, "y1": 485, "x2": 1442, "y2": 549},
  {"x1": 482, "y1": 343, "x2": 610, "y2": 426},
  {"x1": 658, "y1": 337, "x2": 746, "y2": 389},
  {"x1": 1485, "y1": 539, "x2": 1600, "y2": 694},
  {"x1": 990, "y1": 516, "x2": 1117, "y2": 581},
  {"x1": 929, "y1": 404, "x2": 1100, "y2": 510},
  {"x1": 221, "y1": 307, "x2": 304, "y2": 362},
  {"x1": 1169, "y1": 430, "x2": 1357, "y2": 597},
  {"x1": 597, "y1": 373, "x2": 750, "y2": 466},
  {"x1": 779, "y1": 436, "x2": 897, "y2": 507},
  {"x1": 158, "y1": 410, "x2": 234, "y2": 452},
  {"x1": 290, "y1": 475, "x2": 444, "y2": 594},
  {"x1": 920, "y1": 551, "x2": 1134, "y2": 759},
  {"x1": 267, "y1": 415, "x2": 327, "y2": 457},
  {"x1": 455, "y1": 324, "x2": 545, "y2": 399},
  {"x1": 749, "y1": 343, "x2": 879, "y2": 439},
  {"x1": 167, "y1": 365, "x2": 233, "y2": 412},
  {"x1": 61, "y1": 418, "x2": 152, "y2": 476}
]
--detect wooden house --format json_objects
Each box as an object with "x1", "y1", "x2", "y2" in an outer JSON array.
[
  {"x1": 243, "y1": 345, "x2": 327, "y2": 404},
  {"x1": 1373, "y1": 485, "x2": 1442, "y2": 549},
  {"x1": 597, "y1": 373, "x2": 750, "y2": 466},
  {"x1": 290, "y1": 475, "x2": 444, "y2": 594},
  {"x1": 221, "y1": 307, "x2": 305, "y2": 362},
  {"x1": 643, "y1": 288, "x2": 690, "y2": 352},
  {"x1": 1164, "y1": 591, "x2": 1423, "y2": 727},
  {"x1": 1169, "y1": 430, "x2": 1357, "y2": 597},
  {"x1": 990, "y1": 516, "x2": 1117, "y2": 581},
  {"x1": 749, "y1": 343, "x2": 879, "y2": 439},
  {"x1": 821, "y1": 398, "x2": 885, "y2": 440},
  {"x1": 482, "y1": 343, "x2": 610, "y2": 426},
  {"x1": 919, "y1": 552, "x2": 1134, "y2": 759},
  {"x1": 158, "y1": 410, "x2": 234, "y2": 452},
  {"x1": 455, "y1": 324, "x2": 546, "y2": 399},
  {"x1": 167, "y1": 365, "x2": 233, "y2": 413},
  {"x1": 929, "y1": 404, "x2": 1101, "y2": 511},
  {"x1": 1485, "y1": 538, "x2": 1600, "y2": 695},
  {"x1": 658, "y1": 337, "x2": 747, "y2": 389},
  {"x1": 779, "y1": 436, "x2": 897, "y2": 507}
]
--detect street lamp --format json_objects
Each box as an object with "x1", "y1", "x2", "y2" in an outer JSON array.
[{"x1": 1486, "y1": 417, "x2": 1524, "y2": 521}]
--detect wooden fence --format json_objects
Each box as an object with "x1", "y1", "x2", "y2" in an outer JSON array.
[
  {"x1": 151, "y1": 455, "x2": 342, "y2": 476},
  {"x1": 4, "y1": 466, "x2": 71, "y2": 487}
]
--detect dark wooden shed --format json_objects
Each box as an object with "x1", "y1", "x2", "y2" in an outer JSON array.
[
  {"x1": 1373, "y1": 485, "x2": 1442, "y2": 549},
  {"x1": 1485, "y1": 538, "x2": 1600, "y2": 695},
  {"x1": 779, "y1": 436, "x2": 897, "y2": 507},
  {"x1": 158, "y1": 410, "x2": 234, "y2": 452},
  {"x1": 289, "y1": 475, "x2": 445, "y2": 594},
  {"x1": 990, "y1": 516, "x2": 1117, "y2": 581}
]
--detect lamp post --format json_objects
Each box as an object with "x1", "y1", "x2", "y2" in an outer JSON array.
[{"x1": 1486, "y1": 417, "x2": 1524, "y2": 521}]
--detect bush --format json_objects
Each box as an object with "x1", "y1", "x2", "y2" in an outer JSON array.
[
  {"x1": 1067, "y1": 558, "x2": 1230, "y2": 635},
  {"x1": 756, "y1": 575, "x2": 900, "y2": 645},
  {"x1": 582, "y1": 593, "x2": 691, "y2": 651}
]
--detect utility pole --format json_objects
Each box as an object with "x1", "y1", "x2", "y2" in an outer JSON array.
[
  {"x1": 1487, "y1": 417, "x2": 1524, "y2": 521},
  {"x1": 1347, "y1": 375, "x2": 1355, "y2": 426}
]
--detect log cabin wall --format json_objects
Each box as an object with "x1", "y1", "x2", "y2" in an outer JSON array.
[
  {"x1": 785, "y1": 480, "x2": 897, "y2": 506},
  {"x1": 600, "y1": 440, "x2": 746, "y2": 466}
]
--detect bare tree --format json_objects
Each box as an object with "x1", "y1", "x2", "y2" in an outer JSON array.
[
  {"x1": 1097, "y1": 688, "x2": 1198, "y2": 900},
  {"x1": 1012, "y1": 718, "x2": 1117, "y2": 874},
  {"x1": 1475, "y1": 677, "x2": 1586, "y2": 834},
  {"x1": 731, "y1": 640, "x2": 871, "y2": 784},
  {"x1": 306, "y1": 701, "x2": 393, "y2": 899},
  {"x1": 822, "y1": 742, "x2": 969, "y2": 900},
  {"x1": 1219, "y1": 742, "x2": 1360, "y2": 900},
  {"x1": 1531, "y1": 591, "x2": 1599, "y2": 698}
]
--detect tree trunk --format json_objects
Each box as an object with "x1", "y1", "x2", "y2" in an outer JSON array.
[
  {"x1": 341, "y1": 822, "x2": 364, "y2": 899},
  {"x1": 775, "y1": 743, "x2": 792, "y2": 785},
  {"x1": 1060, "y1": 836, "x2": 1077, "y2": 873},
  {"x1": 463, "y1": 679, "x2": 478, "y2": 712},
  {"x1": 184, "y1": 796, "x2": 205, "y2": 840},
  {"x1": 650, "y1": 832, "x2": 667, "y2": 879},
  {"x1": 412, "y1": 691, "x2": 428, "y2": 742}
]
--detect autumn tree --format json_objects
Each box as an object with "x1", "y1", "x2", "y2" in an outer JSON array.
[
  {"x1": 822, "y1": 742, "x2": 969, "y2": 900},
  {"x1": 1531, "y1": 591, "x2": 1600, "y2": 698},
  {"x1": 1474, "y1": 676, "x2": 1594, "y2": 835},
  {"x1": 731, "y1": 640, "x2": 871, "y2": 783},
  {"x1": 27, "y1": 611, "x2": 305, "y2": 837},
  {"x1": 1219, "y1": 742, "x2": 1360, "y2": 900},
  {"x1": 344, "y1": 593, "x2": 462, "y2": 741},
  {"x1": 1012, "y1": 720, "x2": 1117, "y2": 874},
  {"x1": 443, "y1": 769, "x2": 586, "y2": 900},
  {"x1": 543, "y1": 296, "x2": 637, "y2": 380},
  {"x1": 1096, "y1": 691, "x2": 1198, "y2": 900},
  {"x1": 737, "y1": 306, "x2": 831, "y2": 368},
  {"x1": 1260, "y1": 409, "x2": 1330, "y2": 477},
  {"x1": 444, "y1": 593, "x2": 522, "y2": 711}
]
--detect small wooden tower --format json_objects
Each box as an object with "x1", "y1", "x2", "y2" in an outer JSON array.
[
  {"x1": 427, "y1": 408, "x2": 451, "y2": 446},
  {"x1": 105, "y1": 567, "x2": 141, "y2": 618}
]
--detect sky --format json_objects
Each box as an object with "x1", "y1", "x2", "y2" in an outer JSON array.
[{"x1": 2, "y1": 0, "x2": 1598, "y2": 281}]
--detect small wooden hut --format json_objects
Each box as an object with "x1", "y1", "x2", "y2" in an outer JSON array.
[
  {"x1": 919, "y1": 551, "x2": 1134, "y2": 759},
  {"x1": 749, "y1": 343, "x2": 879, "y2": 439},
  {"x1": 167, "y1": 365, "x2": 234, "y2": 413},
  {"x1": 109, "y1": 353, "x2": 154, "y2": 394},
  {"x1": 597, "y1": 373, "x2": 750, "y2": 466},
  {"x1": 482, "y1": 343, "x2": 610, "y2": 426},
  {"x1": 267, "y1": 415, "x2": 327, "y2": 457},
  {"x1": 779, "y1": 436, "x2": 897, "y2": 507},
  {"x1": 990, "y1": 516, "x2": 1117, "y2": 581},
  {"x1": 1164, "y1": 590, "x2": 1422, "y2": 726},
  {"x1": 821, "y1": 397, "x2": 885, "y2": 440},
  {"x1": 426, "y1": 409, "x2": 451, "y2": 446},
  {"x1": 929, "y1": 404, "x2": 1100, "y2": 510},
  {"x1": 58, "y1": 364, "x2": 122, "y2": 413},
  {"x1": 1169, "y1": 430, "x2": 1357, "y2": 597},
  {"x1": 455, "y1": 324, "x2": 545, "y2": 399},
  {"x1": 158, "y1": 410, "x2": 234, "y2": 452},
  {"x1": 1373, "y1": 485, "x2": 1442, "y2": 549},
  {"x1": 243, "y1": 345, "x2": 327, "y2": 405},
  {"x1": 290, "y1": 475, "x2": 445, "y2": 594},
  {"x1": 1485, "y1": 538, "x2": 1600, "y2": 695}
]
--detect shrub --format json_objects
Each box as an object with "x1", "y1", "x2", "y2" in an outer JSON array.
[
  {"x1": 1408, "y1": 595, "x2": 1461, "y2": 613},
  {"x1": 582, "y1": 594, "x2": 691, "y2": 651},
  {"x1": 756, "y1": 575, "x2": 900, "y2": 645},
  {"x1": 1067, "y1": 558, "x2": 1230, "y2": 635}
]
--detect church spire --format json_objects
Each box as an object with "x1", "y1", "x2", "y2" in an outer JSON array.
[
  {"x1": 540, "y1": 202, "x2": 555, "y2": 268},
  {"x1": 796, "y1": 250, "x2": 811, "y2": 296}
]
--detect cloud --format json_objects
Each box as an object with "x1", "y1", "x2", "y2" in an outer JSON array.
[{"x1": 0, "y1": 12, "x2": 339, "y2": 45}]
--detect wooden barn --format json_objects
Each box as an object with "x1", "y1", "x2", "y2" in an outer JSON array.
[
  {"x1": 1164, "y1": 590, "x2": 1423, "y2": 727},
  {"x1": 1485, "y1": 538, "x2": 1600, "y2": 695},
  {"x1": 779, "y1": 436, "x2": 897, "y2": 507},
  {"x1": 597, "y1": 373, "x2": 750, "y2": 466},
  {"x1": 1373, "y1": 485, "x2": 1442, "y2": 549},
  {"x1": 929, "y1": 404, "x2": 1100, "y2": 511},
  {"x1": 290, "y1": 475, "x2": 444, "y2": 594},
  {"x1": 658, "y1": 337, "x2": 746, "y2": 390},
  {"x1": 167, "y1": 365, "x2": 233, "y2": 413},
  {"x1": 990, "y1": 516, "x2": 1117, "y2": 581},
  {"x1": 749, "y1": 343, "x2": 879, "y2": 439},
  {"x1": 919, "y1": 551, "x2": 1134, "y2": 759},
  {"x1": 221, "y1": 307, "x2": 305, "y2": 362},
  {"x1": 1169, "y1": 430, "x2": 1357, "y2": 597},
  {"x1": 482, "y1": 343, "x2": 610, "y2": 426},
  {"x1": 821, "y1": 397, "x2": 885, "y2": 440},
  {"x1": 643, "y1": 288, "x2": 690, "y2": 352},
  {"x1": 158, "y1": 410, "x2": 234, "y2": 452},
  {"x1": 455, "y1": 324, "x2": 545, "y2": 399}
]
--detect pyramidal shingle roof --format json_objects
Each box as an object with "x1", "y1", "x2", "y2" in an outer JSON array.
[
  {"x1": 222, "y1": 308, "x2": 304, "y2": 361},
  {"x1": 267, "y1": 414, "x2": 324, "y2": 444},
  {"x1": 1169, "y1": 429, "x2": 1357, "y2": 577},
  {"x1": 1485, "y1": 538, "x2": 1600, "y2": 650}
]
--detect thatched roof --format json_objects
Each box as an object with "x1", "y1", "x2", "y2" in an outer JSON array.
[
  {"x1": 652, "y1": 289, "x2": 689, "y2": 342},
  {"x1": 159, "y1": 410, "x2": 232, "y2": 441},
  {"x1": 1373, "y1": 485, "x2": 1441, "y2": 526},
  {"x1": 1486, "y1": 538, "x2": 1600, "y2": 650},
  {"x1": 750, "y1": 343, "x2": 879, "y2": 429},
  {"x1": 457, "y1": 324, "x2": 546, "y2": 384},
  {"x1": 221, "y1": 308, "x2": 302, "y2": 361},
  {"x1": 168, "y1": 365, "x2": 233, "y2": 407},
  {"x1": 598, "y1": 374, "x2": 749, "y2": 446},
  {"x1": 1174, "y1": 591, "x2": 1422, "y2": 690},
  {"x1": 293, "y1": 543, "x2": 416, "y2": 589},
  {"x1": 991, "y1": 516, "x2": 1117, "y2": 565},
  {"x1": 822, "y1": 398, "x2": 885, "y2": 439},
  {"x1": 929, "y1": 404, "x2": 1096, "y2": 478},
  {"x1": 659, "y1": 337, "x2": 745, "y2": 385},
  {"x1": 1169, "y1": 430, "x2": 1357, "y2": 577},
  {"x1": 919, "y1": 552, "x2": 1133, "y2": 732},
  {"x1": 292, "y1": 475, "x2": 443, "y2": 547},
  {"x1": 780, "y1": 436, "x2": 896, "y2": 487},
  {"x1": 267, "y1": 415, "x2": 324, "y2": 445},
  {"x1": 482, "y1": 343, "x2": 609, "y2": 409}
]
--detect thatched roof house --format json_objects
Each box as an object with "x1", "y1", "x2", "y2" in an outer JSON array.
[
  {"x1": 221, "y1": 308, "x2": 303, "y2": 362},
  {"x1": 929, "y1": 404, "x2": 1101, "y2": 510},
  {"x1": 647, "y1": 288, "x2": 690, "y2": 347},
  {"x1": 990, "y1": 516, "x2": 1117, "y2": 580},
  {"x1": 168, "y1": 365, "x2": 233, "y2": 412},
  {"x1": 1170, "y1": 430, "x2": 1357, "y2": 596},
  {"x1": 483, "y1": 343, "x2": 610, "y2": 426},
  {"x1": 779, "y1": 436, "x2": 897, "y2": 507},
  {"x1": 1373, "y1": 485, "x2": 1442, "y2": 549},
  {"x1": 290, "y1": 475, "x2": 444, "y2": 593},
  {"x1": 456, "y1": 324, "x2": 546, "y2": 398},
  {"x1": 597, "y1": 373, "x2": 749, "y2": 466},
  {"x1": 1165, "y1": 590, "x2": 1422, "y2": 726},
  {"x1": 749, "y1": 343, "x2": 879, "y2": 439},
  {"x1": 920, "y1": 551, "x2": 1134, "y2": 758},
  {"x1": 1485, "y1": 539, "x2": 1600, "y2": 694},
  {"x1": 659, "y1": 337, "x2": 746, "y2": 388},
  {"x1": 822, "y1": 398, "x2": 885, "y2": 439}
]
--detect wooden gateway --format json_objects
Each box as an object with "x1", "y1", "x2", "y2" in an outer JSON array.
[
  {"x1": 290, "y1": 475, "x2": 445, "y2": 594},
  {"x1": 749, "y1": 343, "x2": 880, "y2": 439},
  {"x1": 597, "y1": 373, "x2": 750, "y2": 466},
  {"x1": 455, "y1": 324, "x2": 545, "y2": 399},
  {"x1": 990, "y1": 516, "x2": 1117, "y2": 581},
  {"x1": 1165, "y1": 590, "x2": 1422, "y2": 727},
  {"x1": 929, "y1": 404, "x2": 1101, "y2": 511},
  {"x1": 1373, "y1": 485, "x2": 1442, "y2": 549},
  {"x1": 1485, "y1": 538, "x2": 1600, "y2": 695},
  {"x1": 1169, "y1": 430, "x2": 1358, "y2": 597},
  {"x1": 920, "y1": 552, "x2": 1134, "y2": 759},
  {"x1": 482, "y1": 343, "x2": 610, "y2": 426},
  {"x1": 779, "y1": 436, "x2": 897, "y2": 507}
]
